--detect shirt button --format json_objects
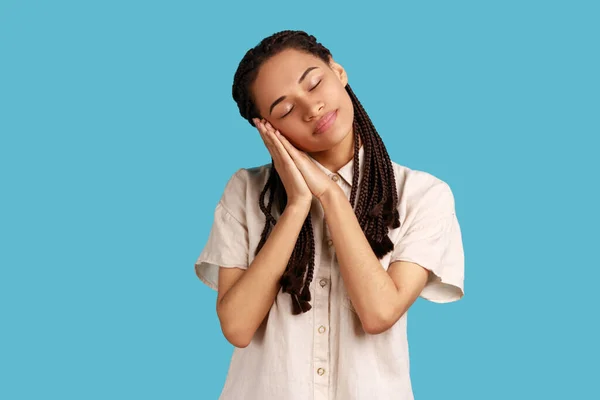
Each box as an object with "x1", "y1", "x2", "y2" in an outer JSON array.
[
  {"x1": 331, "y1": 174, "x2": 339, "y2": 182},
  {"x1": 318, "y1": 325, "x2": 326, "y2": 334},
  {"x1": 317, "y1": 368, "x2": 325, "y2": 376},
  {"x1": 319, "y1": 279, "x2": 328, "y2": 287},
  {"x1": 326, "y1": 239, "x2": 333, "y2": 247}
]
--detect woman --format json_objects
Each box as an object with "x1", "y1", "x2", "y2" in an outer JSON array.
[{"x1": 195, "y1": 30, "x2": 465, "y2": 400}]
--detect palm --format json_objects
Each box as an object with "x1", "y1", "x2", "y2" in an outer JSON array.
[{"x1": 275, "y1": 133, "x2": 336, "y2": 200}]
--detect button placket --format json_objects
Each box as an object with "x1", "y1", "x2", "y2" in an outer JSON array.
[
  {"x1": 313, "y1": 273, "x2": 330, "y2": 363},
  {"x1": 313, "y1": 234, "x2": 331, "y2": 400}
]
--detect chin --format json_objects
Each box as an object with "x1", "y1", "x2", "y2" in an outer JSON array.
[{"x1": 312, "y1": 129, "x2": 347, "y2": 153}]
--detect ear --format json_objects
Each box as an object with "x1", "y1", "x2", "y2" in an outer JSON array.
[{"x1": 328, "y1": 57, "x2": 348, "y2": 87}]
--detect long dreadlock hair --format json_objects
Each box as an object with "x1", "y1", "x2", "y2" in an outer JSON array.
[{"x1": 231, "y1": 30, "x2": 400, "y2": 314}]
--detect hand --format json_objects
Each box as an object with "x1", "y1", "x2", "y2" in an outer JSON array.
[
  {"x1": 266, "y1": 123, "x2": 339, "y2": 201},
  {"x1": 254, "y1": 118, "x2": 313, "y2": 210}
]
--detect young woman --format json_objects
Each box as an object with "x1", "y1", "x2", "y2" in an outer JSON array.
[{"x1": 194, "y1": 30, "x2": 465, "y2": 400}]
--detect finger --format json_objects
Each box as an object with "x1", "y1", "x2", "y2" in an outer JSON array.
[
  {"x1": 259, "y1": 121, "x2": 293, "y2": 171},
  {"x1": 254, "y1": 118, "x2": 267, "y2": 137},
  {"x1": 254, "y1": 119, "x2": 278, "y2": 158},
  {"x1": 276, "y1": 132, "x2": 316, "y2": 179},
  {"x1": 265, "y1": 122, "x2": 300, "y2": 153},
  {"x1": 275, "y1": 130, "x2": 303, "y2": 163},
  {"x1": 257, "y1": 119, "x2": 277, "y2": 146},
  {"x1": 264, "y1": 121, "x2": 287, "y2": 146},
  {"x1": 262, "y1": 121, "x2": 285, "y2": 149}
]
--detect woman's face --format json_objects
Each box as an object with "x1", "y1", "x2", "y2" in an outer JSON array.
[{"x1": 250, "y1": 48, "x2": 354, "y2": 153}]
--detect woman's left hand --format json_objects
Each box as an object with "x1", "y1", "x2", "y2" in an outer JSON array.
[{"x1": 265, "y1": 122, "x2": 338, "y2": 201}]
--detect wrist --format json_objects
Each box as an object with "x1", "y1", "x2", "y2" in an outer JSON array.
[
  {"x1": 317, "y1": 184, "x2": 344, "y2": 206},
  {"x1": 285, "y1": 200, "x2": 311, "y2": 215}
]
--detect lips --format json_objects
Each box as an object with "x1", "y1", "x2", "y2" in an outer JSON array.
[{"x1": 314, "y1": 110, "x2": 337, "y2": 134}]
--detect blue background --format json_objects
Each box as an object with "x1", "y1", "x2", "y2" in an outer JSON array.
[{"x1": 1, "y1": 0, "x2": 598, "y2": 398}]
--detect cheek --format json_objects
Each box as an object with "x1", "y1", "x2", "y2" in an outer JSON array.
[
  {"x1": 279, "y1": 117, "x2": 309, "y2": 135},
  {"x1": 276, "y1": 125, "x2": 313, "y2": 150},
  {"x1": 272, "y1": 122, "x2": 301, "y2": 142},
  {"x1": 324, "y1": 84, "x2": 341, "y2": 103},
  {"x1": 326, "y1": 84, "x2": 349, "y2": 113},
  {"x1": 271, "y1": 120, "x2": 294, "y2": 135},
  {"x1": 339, "y1": 87, "x2": 353, "y2": 113},
  {"x1": 335, "y1": 97, "x2": 354, "y2": 135}
]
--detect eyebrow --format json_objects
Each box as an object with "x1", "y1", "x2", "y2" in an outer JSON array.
[{"x1": 269, "y1": 66, "x2": 320, "y2": 115}]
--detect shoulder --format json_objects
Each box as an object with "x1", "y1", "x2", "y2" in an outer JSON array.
[
  {"x1": 235, "y1": 162, "x2": 272, "y2": 185},
  {"x1": 227, "y1": 162, "x2": 272, "y2": 194},
  {"x1": 219, "y1": 163, "x2": 272, "y2": 216},
  {"x1": 390, "y1": 160, "x2": 456, "y2": 218}
]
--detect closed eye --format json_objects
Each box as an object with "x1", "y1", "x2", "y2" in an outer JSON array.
[{"x1": 310, "y1": 80, "x2": 322, "y2": 91}]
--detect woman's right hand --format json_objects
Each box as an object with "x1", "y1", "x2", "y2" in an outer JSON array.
[{"x1": 254, "y1": 118, "x2": 313, "y2": 211}]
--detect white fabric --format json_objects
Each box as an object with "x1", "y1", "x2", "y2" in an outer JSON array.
[{"x1": 194, "y1": 144, "x2": 465, "y2": 399}]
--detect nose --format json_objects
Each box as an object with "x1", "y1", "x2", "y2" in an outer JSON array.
[{"x1": 303, "y1": 99, "x2": 325, "y2": 122}]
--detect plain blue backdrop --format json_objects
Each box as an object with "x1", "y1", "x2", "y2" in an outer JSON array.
[{"x1": 1, "y1": 0, "x2": 598, "y2": 399}]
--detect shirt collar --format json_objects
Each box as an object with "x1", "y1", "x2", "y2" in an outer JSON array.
[{"x1": 308, "y1": 144, "x2": 365, "y2": 187}]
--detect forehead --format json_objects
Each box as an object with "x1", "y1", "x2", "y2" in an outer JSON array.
[{"x1": 252, "y1": 49, "x2": 326, "y2": 108}]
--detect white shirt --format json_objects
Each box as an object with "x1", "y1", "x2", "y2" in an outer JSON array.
[{"x1": 194, "y1": 144, "x2": 465, "y2": 399}]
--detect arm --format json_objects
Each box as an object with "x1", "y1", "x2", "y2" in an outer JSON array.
[
  {"x1": 319, "y1": 187, "x2": 429, "y2": 334},
  {"x1": 216, "y1": 203, "x2": 310, "y2": 348}
]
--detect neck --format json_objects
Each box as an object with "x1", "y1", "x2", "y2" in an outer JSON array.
[{"x1": 308, "y1": 127, "x2": 361, "y2": 172}]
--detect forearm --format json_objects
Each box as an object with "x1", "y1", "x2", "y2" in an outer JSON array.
[
  {"x1": 218, "y1": 202, "x2": 310, "y2": 345},
  {"x1": 319, "y1": 188, "x2": 399, "y2": 332}
]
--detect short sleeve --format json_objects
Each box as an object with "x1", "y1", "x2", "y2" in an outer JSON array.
[
  {"x1": 390, "y1": 180, "x2": 465, "y2": 303},
  {"x1": 194, "y1": 169, "x2": 249, "y2": 291}
]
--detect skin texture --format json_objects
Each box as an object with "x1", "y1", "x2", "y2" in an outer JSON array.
[
  {"x1": 217, "y1": 48, "x2": 430, "y2": 345},
  {"x1": 250, "y1": 48, "x2": 356, "y2": 174}
]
